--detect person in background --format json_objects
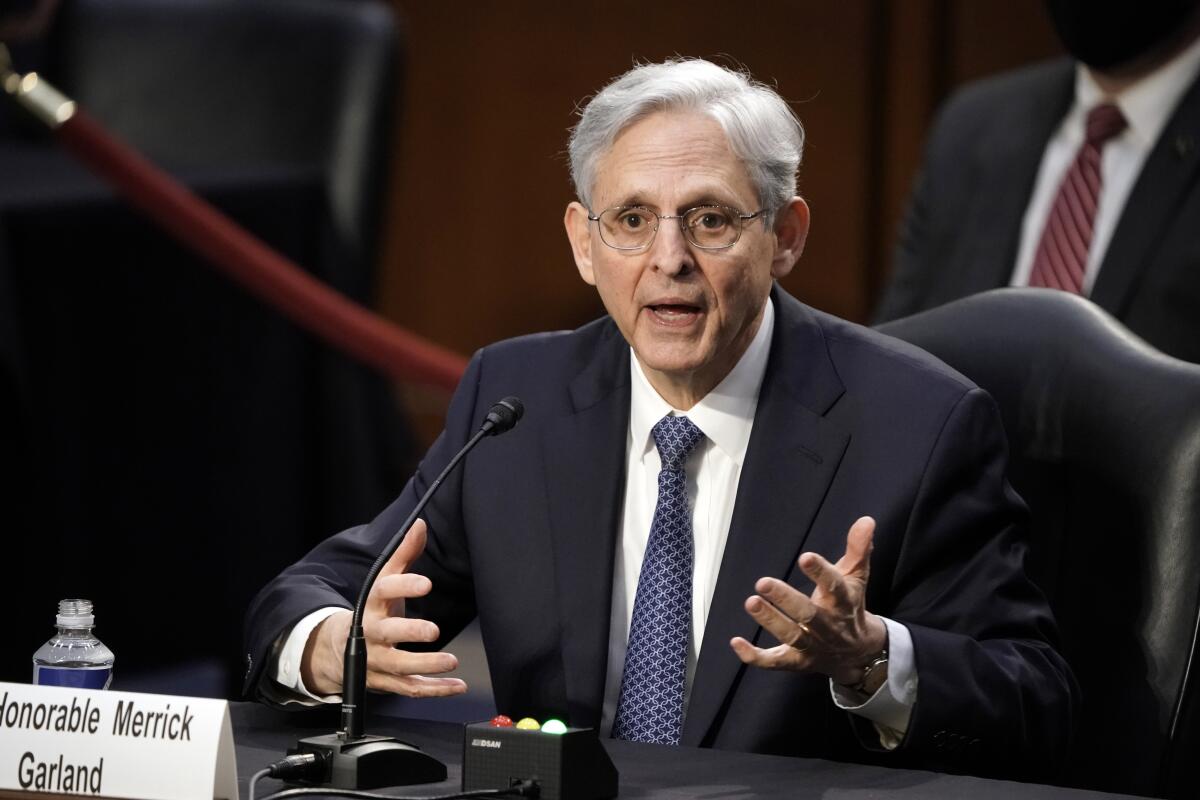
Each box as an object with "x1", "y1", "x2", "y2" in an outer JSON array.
[{"x1": 875, "y1": 0, "x2": 1200, "y2": 363}]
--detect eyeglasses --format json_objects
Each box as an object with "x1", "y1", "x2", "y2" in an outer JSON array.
[{"x1": 587, "y1": 204, "x2": 764, "y2": 251}]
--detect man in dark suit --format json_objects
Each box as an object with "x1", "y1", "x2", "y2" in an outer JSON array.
[
  {"x1": 245, "y1": 58, "x2": 1074, "y2": 779},
  {"x1": 875, "y1": 1, "x2": 1200, "y2": 363}
]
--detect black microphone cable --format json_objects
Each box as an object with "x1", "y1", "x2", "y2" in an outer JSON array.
[
  {"x1": 248, "y1": 756, "x2": 538, "y2": 800},
  {"x1": 252, "y1": 785, "x2": 538, "y2": 800}
]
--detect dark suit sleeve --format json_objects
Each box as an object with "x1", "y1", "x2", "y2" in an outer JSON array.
[
  {"x1": 241, "y1": 349, "x2": 488, "y2": 700},
  {"x1": 878, "y1": 387, "x2": 1078, "y2": 779}
]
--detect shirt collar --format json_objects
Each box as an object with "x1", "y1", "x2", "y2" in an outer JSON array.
[
  {"x1": 1075, "y1": 34, "x2": 1200, "y2": 149},
  {"x1": 629, "y1": 296, "x2": 774, "y2": 467}
]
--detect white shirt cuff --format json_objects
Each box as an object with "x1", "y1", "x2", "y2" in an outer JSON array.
[
  {"x1": 829, "y1": 617, "x2": 917, "y2": 749},
  {"x1": 263, "y1": 606, "x2": 348, "y2": 706}
]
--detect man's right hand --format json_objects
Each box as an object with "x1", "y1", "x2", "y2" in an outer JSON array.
[{"x1": 299, "y1": 518, "x2": 468, "y2": 698}]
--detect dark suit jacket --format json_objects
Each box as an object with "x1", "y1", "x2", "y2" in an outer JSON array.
[
  {"x1": 244, "y1": 287, "x2": 1076, "y2": 779},
  {"x1": 875, "y1": 58, "x2": 1200, "y2": 363}
]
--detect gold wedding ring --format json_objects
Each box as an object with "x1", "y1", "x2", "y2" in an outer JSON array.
[{"x1": 791, "y1": 622, "x2": 812, "y2": 652}]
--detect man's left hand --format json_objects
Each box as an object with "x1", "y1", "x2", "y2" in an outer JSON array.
[{"x1": 731, "y1": 515, "x2": 888, "y2": 687}]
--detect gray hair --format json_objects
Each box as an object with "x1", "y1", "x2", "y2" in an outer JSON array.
[{"x1": 568, "y1": 58, "x2": 804, "y2": 219}]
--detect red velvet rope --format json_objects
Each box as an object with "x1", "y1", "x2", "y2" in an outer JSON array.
[{"x1": 56, "y1": 108, "x2": 468, "y2": 391}]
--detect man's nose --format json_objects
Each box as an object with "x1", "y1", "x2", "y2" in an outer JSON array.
[{"x1": 650, "y1": 217, "x2": 694, "y2": 275}]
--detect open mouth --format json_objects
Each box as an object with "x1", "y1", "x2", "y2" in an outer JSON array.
[{"x1": 647, "y1": 303, "x2": 702, "y2": 324}]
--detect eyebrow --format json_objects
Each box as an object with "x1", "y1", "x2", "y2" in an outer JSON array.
[{"x1": 607, "y1": 193, "x2": 743, "y2": 212}]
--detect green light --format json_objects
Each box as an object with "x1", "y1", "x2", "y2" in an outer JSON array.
[{"x1": 540, "y1": 719, "x2": 567, "y2": 734}]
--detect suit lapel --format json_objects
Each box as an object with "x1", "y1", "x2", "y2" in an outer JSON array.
[
  {"x1": 953, "y1": 63, "x2": 1075, "y2": 298},
  {"x1": 682, "y1": 290, "x2": 850, "y2": 746},
  {"x1": 1091, "y1": 71, "x2": 1200, "y2": 315},
  {"x1": 542, "y1": 324, "x2": 630, "y2": 728}
]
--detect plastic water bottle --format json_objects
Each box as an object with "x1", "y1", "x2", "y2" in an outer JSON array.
[{"x1": 32, "y1": 599, "x2": 115, "y2": 689}]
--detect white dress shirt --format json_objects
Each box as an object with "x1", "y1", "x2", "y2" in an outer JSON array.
[
  {"x1": 1011, "y1": 35, "x2": 1200, "y2": 292},
  {"x1": 599, "y1": 298, "x2": 915, "y2": 744},
  {"x1": 270, "y1": 299, "x2": 917, "y2": 745}
]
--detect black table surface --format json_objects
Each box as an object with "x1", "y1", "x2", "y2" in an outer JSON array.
[{"x1": 231, "y1": 703, "x2": 1145, "y2": 800}]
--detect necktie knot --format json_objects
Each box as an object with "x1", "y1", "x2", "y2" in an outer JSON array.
[
  {"x1": 652, "y1": 415, "x2": 704, "y2": 472},
  {"x1": 1085, "y1": 103, "x2": 1127, "y2": 147}
]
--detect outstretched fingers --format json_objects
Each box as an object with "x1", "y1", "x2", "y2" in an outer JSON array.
[
  {"x1": 752, "y1": 577, "x2": 816, "y2": 626},
  {"x1": 732, "y1": 515, "x2": 883, "y2": 680},
  {"x1": 366, "y1": 637, "x2": 466, "y2": 696},
  {"x1": 370, "y1": 646, "x2": 462, "y2": 681},
  {"x1": 356, "y1": 517, "x2": 471, "y2": 698},
  {"x1": 377, "y1": 519, "x2": 428, "y2": 583},
  {"x1": 744, "y1": 592, "x2": 812, "y2": 649},
  {"x1": 369, "y1": 673, "x2": 469, "y2": 698},
  {"x1": 730, "y1": 636, "x2": 806, "y2": 671},
  {"x1": 835, "y1": 516, "x2": 875, "y2": 581},
  {"x1": 797, "y1": 551, "x2": 853, "y2": 609},
  {"x1": 367, "y1": 519, "x2": 431, "y2": 617}
]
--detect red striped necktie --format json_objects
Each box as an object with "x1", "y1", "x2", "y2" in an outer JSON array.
[{"x1": 1028, "y1": 103, "x2": 1128, "y2": 294}]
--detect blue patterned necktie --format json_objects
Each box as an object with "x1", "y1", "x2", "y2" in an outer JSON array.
[{"x1": 612, "y1": 414, "x2": 705, "y2": 744}]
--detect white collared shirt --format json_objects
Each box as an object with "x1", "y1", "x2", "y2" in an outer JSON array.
[
  {"x1": 600, "y1": 296, "x2": 775, "y2": 731},
  {"x1": 1011, "y1": 35, "x2": 1200, "y2": 291},
  {"x1": 599, "y1": 298, "x2": 915, "y2": 743}
]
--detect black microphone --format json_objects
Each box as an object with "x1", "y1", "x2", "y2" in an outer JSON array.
[
  {"x1": 482, "y1": 396, "x2": 523, "y2": 435},
  {"x1": 289, "y1": 396, "x2": 524, "y2": 790}
]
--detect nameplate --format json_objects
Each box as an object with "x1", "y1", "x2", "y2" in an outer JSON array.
[{"x1": 0, "y1": 682, "x2": 236, "y2": 800}]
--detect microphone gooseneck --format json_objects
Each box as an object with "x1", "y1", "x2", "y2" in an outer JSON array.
[
  {"x1": 341, "y1": 396, "x2": 525, "y2": 741},
  {"x1": 287, "y1": 397, "x2": 525, "y2": 791}
]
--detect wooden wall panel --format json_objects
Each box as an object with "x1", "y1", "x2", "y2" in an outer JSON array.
[
  {"x1": 876, "y1": 0, "x2": 944, "y2": 302},
  {"x1": 947, "y1": 0, "x2": 1063, "y2": 84},
  {"x1": 376, "y1": 0, "x2": 1062, "y2": 365}
]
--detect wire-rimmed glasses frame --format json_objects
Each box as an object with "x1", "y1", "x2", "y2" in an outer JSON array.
[{"x1": 586, "y1": 204, "x2": 765, "y2": 251}]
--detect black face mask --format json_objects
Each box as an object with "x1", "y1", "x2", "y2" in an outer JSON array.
[{"x1": 1045, "y1": 0, "x2": 1200, "y2": 70}]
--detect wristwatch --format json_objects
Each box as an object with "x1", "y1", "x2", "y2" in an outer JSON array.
[{"x1": 849, "y1": 649, "x2": 889, "y2": 695}]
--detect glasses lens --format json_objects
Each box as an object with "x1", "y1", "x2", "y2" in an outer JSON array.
[
  {"x1": 683, "y1": 206, "x2": 739, "y2": 248},
  {"x1": 598, "y1": 207, "x2": 657, "y2": 249}
]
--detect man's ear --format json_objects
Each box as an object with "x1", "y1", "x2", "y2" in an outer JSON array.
[
  {"x1": 564, "y1": 201, "x2": 597, "y2": 285},
  {"x1": 770, "y1": 197, "x2": 810, "y2": 280}
]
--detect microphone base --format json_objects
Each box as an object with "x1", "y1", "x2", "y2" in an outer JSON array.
[{"x1": 291, "y1": 732, "x2": 448, "y2": 789}]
